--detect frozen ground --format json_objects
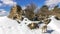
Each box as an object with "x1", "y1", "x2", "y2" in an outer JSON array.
[{"x1": 0, "y1": 16, "x2": 60, "y2": 34}]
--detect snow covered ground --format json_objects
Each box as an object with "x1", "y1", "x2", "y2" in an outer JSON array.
[{"x1": 0, "y1": 16, "x2": 60, "y2": 34}]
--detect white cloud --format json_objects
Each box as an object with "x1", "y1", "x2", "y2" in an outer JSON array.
[
  {"x1": 0, "y1": 9, "x2": 8, "y2": 16},
  {"x1": 0, "y1": 0, "x2": 17, "y2": 6},
  {"x1": 45, "y1": 0, "x2": 60, "y2": 6},
  {"x1": 45, "y1": 0, "x2": 60, "y2": 9},
  {"x1": 22, "y1": 6, "x2": 26, "y2": 10},
  {"x1": 0, "y1": 3, "x2": 2, "y2": 6}
]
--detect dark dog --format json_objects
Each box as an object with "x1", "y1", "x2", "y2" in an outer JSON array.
[{"x1": 28, "y1": 23, "x2": 39, "y2": 29}]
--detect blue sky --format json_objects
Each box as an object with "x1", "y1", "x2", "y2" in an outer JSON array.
[
  {"x1": 0, "y1": 0, "x2": 45, "y2": 12},
  {"x1": 15, "y1": 0, "x2": 45, "y2": 7}
]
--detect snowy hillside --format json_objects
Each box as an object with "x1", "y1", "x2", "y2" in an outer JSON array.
[
  {"x1": 0, "y1": 16, "x2": 60, "y2": 34},
  {"x1": 48, "y1": 16, "x2": 60, "y2": 34}
]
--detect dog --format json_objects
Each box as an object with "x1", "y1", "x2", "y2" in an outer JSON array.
[
  {"x1": 28, "y1": 23, "x2": 39, "y2": 29},
  {"x1": 41, "y1": 18, "x2": 51, "y2": 33}
]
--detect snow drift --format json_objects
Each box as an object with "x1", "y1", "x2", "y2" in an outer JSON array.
[{"x1": 0, "y1": 16, "x2": 60, "y2": 34}]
